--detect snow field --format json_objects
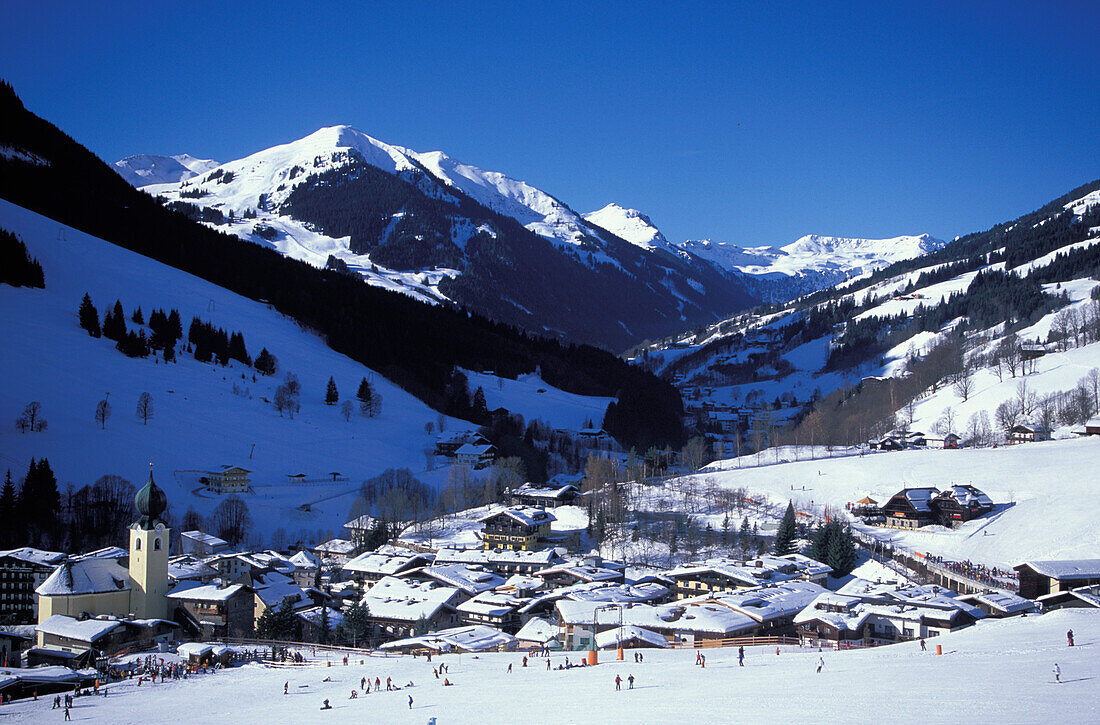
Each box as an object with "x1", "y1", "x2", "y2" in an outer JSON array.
[{"x1": 2, "y1": 609, "x2": 1095, "y2": 724}]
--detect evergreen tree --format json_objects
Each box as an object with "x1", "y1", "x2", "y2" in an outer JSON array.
[
  {"x1": 472, "y1": 386, "x2": 489, "y2": 422},
  {"x1": 325, "y1": 376, "x2": 339, "y2": 405},
  {"x1": 356, "y1": 377, "x2": 372, "y2": 403},
  {"x1": 773, "y1": 501, "x2": 798, "y2": 555},
  {"x1": 256, "y1": 598, "x2": 298, "y2": 641},
  {"x1": 228, "y1": 331, "x2": 250, "y2": 365},
  {"x1": 163, "y1": 344, "x2": 176, "y2": 363},
  {"x1": 825, "y1": 524, "x2": 858, "y2": 577},
  {"x1": 255, "y1": 347, "x2": 277, "y2": 375},
  {"x1": 78, "y1": 293, "x2": 101, "y2": 337},
  {"x1": 102, "y1": 300, "x2": 127, "y2": 341},
  {"x1": 167, "y1": 309, "x2": 183, "y2": 344},
  {"x1": 0, "y1": 470, "x2": 17, "y2": 547},
  {"x1": 739, "y1": 516, "x2": 750, "y2": 549},
  {"x1": 336, "y1": 601, "x2": 371, "y2": 647},
  {"x1": 131, "y1": 306, "x2": 143, "y2": 324},
  {"x1": 319, "y1": 602, "x2": 330, "y2": 644}
]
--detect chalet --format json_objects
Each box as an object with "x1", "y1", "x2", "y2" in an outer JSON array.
[
  {"x1": 905, "y1": 431, "x2": 927, "y2": 447},
  {"x1": 1015, "y1": 559, "x2": 1100, "y2": 600},
  {"x1": 201, "y1": 466, "x2": 252, "y2": 494},
  {"x1": 594, "y1": 625, "x2": 670, "y2": 650},
  {"x1": 454, "y1": 591, "x2": 526, "y2": 632},
  {"x1": 288, "y1": 549, "x2": 320, "y2": 588},
  {"x1": 343, "y1": 514, "x2": 377, "y2": 550},
  {"x1": 410, "y1": 564, "x2": 506, "y2": 596},
  {"x1": 362, "y1": 576, "x2": 462, "y2": 639},
  {"x1": 556, "y1": 598, "x2": 759, "y2": 649},
  {"x1": 850, "y1": 497, "x2": 881, "y2": 518},
  {"x1": 0, "y1": 547, "x2": 65, "y2": 622},
  {"x1": 708, "y1": 411, "x2": 739, "y2": 433},
  {"x1": 931, "y1": 485, "x2": 994, "y2": 527},
  {"x1": 1020, "y1": 343, "x2": 1048, "y2": 361},
  {"x1": 926, "y1": 433, "x2": 961, "y2": 449},
  {"x1": 0, "y1": 630, "x2": 31, "y2": 667},
  {"x1": 869, "y1": 435, "x2": 905, "y2": 451},
  {"x1": 251, "y1": 570, "x2": 316, "y2": 622},
  {"x1": 691, "y1": 580, "x2": 826, "y2": 637},
  {"x1": 433, "y1": 547, "x2": 563, "y2": 575},
  {"x1": 1035, "y1": 584, "x2": 1100, "y2": 611},
  {"x1": 435, "y1": 431, "x2": 489, "y2": 458},
  {"x1": 342, "y1": 545, "x2": 434, "y2": 591},
  {"x1": 480, "y1": 507, "x2": 556, "y2": 551},
  {"x1": 167, "y1": 580, "x2": 255, "y2": 639},
  {"x1": 667, "y1": 557, "x2": 804, "y2": 599},
  {"x1": 455, "y1": 443, "x2": 497, "y2": 469},
  {"x1": 1008, "y1": 423, "x2": 1051, "y2": 444},
  {"x1": 167, "y1": 555, "x2": 219, "y2": 584},
  {"x1": 35, "y1": 614, "x2": 176, "y2": 658},
  {"x1": 956, "y1": 592, "x2": 1038, "y2": 618},
  {"x1": 1079, "y1": 416, "x2": 1100, "y2": 436},
  {"x1": 882, "y1": 487, "x2": 939, "y2": 529},
  {"x1": 179, "y1": 530, "x2": 229, "y2": 557},
  {"x1": 296, "y1": 606, "x2": 343, "y2": 643},
  {"x1": 535, "y1": 562, "x2": 626, "y2": 589},
  {"x1": 311, "y1": 538, "x2": 356, "y2": 564},
  {"x1": 510, "y1": 482, "x2": 580, "y2": 508},
  {"x1": 515, "y1": 616, "x2": 560, "y2": 651}
]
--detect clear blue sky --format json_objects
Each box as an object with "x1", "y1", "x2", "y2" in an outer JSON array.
[{"x1": 2, "y1": 1, "x2": 1097, "y2": 244}]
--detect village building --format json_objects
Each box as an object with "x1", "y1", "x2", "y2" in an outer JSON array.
[
  {"x1": 296, "y1": 605, "x2": 343, "y2": 643},
  {"x1": 167, "y1": 580, "x2": 254, "y2": 639},
  {"x1": 1082, "y1": 415, "x2": 1100, "y2": 436},
  {"x1": 33, "y1": 615, "x2": 176, "y2": 664},
  {"x1": 1008, "y1": 423, "x2": 1051, "y2": 444},
  {"x1": 251, "y1": 570, "x2": 317, "y2": 621},
  {"x1": 455, "y1": 443, "x2": 498, "y2": 469},
  {"x1": 926, "y1": 433, "x2": 961, "y2": 449},
  {"x1": 311, "y1": 538, "x2": 356, "y2": 565},
  {"x1": 0, "y1": 629, "x2": 31, "y2": 667},
  {"x1": 594, "y1": 625, "x2": 670, "y2": 650},
  {"x1": 379, "y1": 624, "x2": 517, "y2": 655},
  {"x1": 361, "y1": 576, "x2": 462, "y2": 639},
  {"x1": 535, "y1": 562, "x2": 626, "y2": 589},
  {"x1": 882, "y1": 487, "x2": 940, "y2": 529},
  {"x1": 454, "y1": 590, "x2": 526, "y2": 632},
  {"x1": 167, "y1": 555, "x2": 219, "y2": 584},
  {"x1": 200, "y1": 465, "x2": 252, "y2": 494},
  {"x1": 666, "y1": 555, "x2": 830, "y2": 599},
  {"x1": 435, "y1": 431, "x2": 490, "y2": 458},
  {"x1": 510, "y1": 482, "x2": 580, "y2": 508},
  {"x1": 0, "y1": 547, "x2": 65, "y2": 622},
  {"x1": 956, "y1": 591, "x2": 1038, "y2": 618},
  {"x1": 432, "y1": 546, "x2": 563, "y2": 575},
  {"x1": 1015, "y1": 559, "x2": 1100, "y2": 599},
  {"x1": 179, "y1": 530, "x2": 229, "y2": 557},
  {"x1": 408, "y1": 564, "x2": 506, "y2": 597},
  {"x1": 931, "y1": 485, "x2": 994, "y2": 527},
  {"x1": 480, "y1": 507, "x2": 556, "y2": 551},
  {"x1": 515, "y1": 616, "x2": 559, "y2": 651},
  {"x1": 342, "y1": 545, "x2": 435, "y2": 591},
  {"x1": 1035, "y1": 584, "x2": 1100, "y2": 611},
  {"x1": 288, "y1": 549, "x2": 321, "y2": 588},
  {"x1": 556, "y1": 598, "x2": 759, "y2": 649},
  {"x1": 342, "y1": 514, "x2": 378, "y2": 551}
]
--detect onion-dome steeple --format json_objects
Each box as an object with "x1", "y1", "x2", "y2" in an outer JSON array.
[{"x1": 133, "y1": 463, "x2": 168, "y2": 530}]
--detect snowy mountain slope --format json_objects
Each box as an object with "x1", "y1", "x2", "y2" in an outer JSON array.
[
  {"x1": 702, "y1": 436, "x2": 1100, "y2": 567},
  {"x1": 136, "y1": 125, "x2": 755, "y2": 350},
  {"x1": 3, "y1": 606, "x2": 1097, "y2": 723},
  {"x1": 0, "y1": 197, "x2": 469, "y2": 541},
  {"x1": 583, "y1": 203, "x2": 677, "y2": 254},
  {"x1": 114, "y1": 153, "x2": 219, "y2": 186}
]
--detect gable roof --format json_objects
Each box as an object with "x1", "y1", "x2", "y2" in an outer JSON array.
[
  {"x1": 362, "y1": 576, "x2": 460, "y2": 622},
  {"x1": 479, "y1": 506, "x2": 557, "y2": 527},
  {"x1": 1018, "y1": 559, "x2": 1100, "y2": 580},
  {"x1": 36, "y1": 558, "x2": 131, "y2": 596},
  {"x1": 36, "y1": 615, "x2": 121, "y2": 643}
]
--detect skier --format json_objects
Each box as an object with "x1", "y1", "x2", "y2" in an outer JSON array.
[
  {"x1": 507, "y1": 663, "x2": 512, "y2": 673},
  {"x1": 361, "y1": 677, "x2": 366, "y2": 690},
  {"x1": 1053, "y1": 663, "x2": 1061, "y2": 683},
  {"x1": 696, "y1": 651, "x2": 702, "y2": 665},
  {"x1": 628, "y1": 674, "x2": 635, "y2": 689},
  {"x1": 738, "y1": 646, "x2": 745, "y2": 666},
  {"x1": 920, "y1": 638, "x2": 926, "y2": 652},
  {"x1": 1067, "y1": 629, "x2": 1074, "y2": 647},
  {"x1": 64, "y1": 705, "x2": 71, "y2": 722},
  {"x1": 522, "y1": 656, "x2": 528, "y2": 667},
  {"x1": 546, "y1": 659, "x2": 551, "y2": 671},
  {"x1": 408, "y1": 695, "x2": 413, "y2": 709},
  {"x1": 284, "y1": 682, "x2": 289, "y2": 695},
  {"x1": 320, "y1": 699, "x2": 332, "y2": 710},
  {"x1": 816, "y1": 656, "x2": 824, "y2": 673},
  {"x1": 615, "y1": 675, "x2": 622, "y2": 691},
  {"x1": 700, "y1": 654, "x2": 705, "y2": 668}
]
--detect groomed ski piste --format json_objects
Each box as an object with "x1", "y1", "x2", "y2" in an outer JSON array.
[{"x1": 2, "y1": 608, "x2": 1095, "y2": 723}]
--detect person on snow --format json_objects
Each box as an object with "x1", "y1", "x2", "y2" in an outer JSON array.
[
  {"x1": 522, "y1": 656, "x2": 528, "y2": 667},
  {"x1": 1067, "y1": 630, "x2": 1074, "y2": 647},
  {"x1": 386, "y1": 677, "x2": 392, "y2": 691},
  {"x1": 696, "y1": 651, "x2": 702, "y2": 665},
  {"x1": 284, "y1": 682, "x2": 289, "y2": 695},
  {"x1": 816, "y1": 657, "x2": 825, "y2": 673},
  {"x1": 628, "y1": 674, "x2": 635, "y2": 689},
  {"x1": 408, "y1": 695, "x2": 413, "y2": 709},
  {"x1": 320, "y1": 699, "x2": 332, "y2": 710},
  {"x1": 64, "y1": 705, "x2": 71, "y2": 722},
  {"x1": 920, "y1": 638, "x2": 927, "y2": 651},
  {"x1": 700, "y1": 654, "x2": 705, "y2": 668},
  {"x1": 615, "y1": 675, "x2": 622, "y2": 691},
  {"x1": 361, "y1": 677, "x2": 366, "y2": 690},
  {"x1": 1053, "y1": 663, "x2": 1061, "y2": 683},
  {"x1": 738, "y1": 646, "x2": 745, "y2": 666},
  {"x1": 546, "y1": 658, "x2": 551, "y2": 670},
  {"x1": 507, "y1": 663, "x2": 513, "y2": 673}
]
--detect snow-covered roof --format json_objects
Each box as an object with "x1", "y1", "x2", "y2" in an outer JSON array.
[
  {"x1": 166, "y1": 581, "x2": 248, "y2": 602},
  {"x1": 168, "y1": 556, "x2": 219, "y2": 581},
  {"x1": 899, "y1": 487, "x2": 938, "y2": 513},
  {"x1": 594, "y1": 625, "x2": 669, "y2": 649},
  {"x1": 515, "y1": 616, "x2": 558, "y2": 644},
  {"x1": 296, "y1": 606, "x2": 344, "y2": 629},
  {"x1": 77, "y1": 546, "x2": 129, "y2": 560},
  {"x1": 962, "y1": 592, "x2": 1037, "y2": 615},
  {"x1": 176, "y1": 642, "x2": 215, "y2": 658},
  {"x1": 455, "y1": 591, "x2": 525, "y2": 617},
  {"x1": 434, "y1": 547, "x2": 561, "y2": 568},
  {"x1": 0, "y1": 547, "x2": 65, "y2": 567},
  {"x1": 419, "y1": 564, "x2": 506, "y2": 595},
  {"x1": 937, "y1": 485, "x2": 993, "y2": 508},
  {"x1": 313, "y1": 538, "x2": 356, "y2": 555},
  {"x1": 253, "y1": 571, "x2": 309, "y2": 608},
  {"x1": 362, "y1": 576, "x2": 460, "y2": 622},
  {"x1": 36, "y1": 615, "x2": 121, "y2": 643},
  {"x1": 693, "y1": 581, "x2": 827, "y2": 623},
  {"x1": 479, "y1": 506, "x2": 556, "y2": 527},
  {"x1": 36, "y1": 557, "x2": 131, "y2": 596},
  {"x1": 343, "y1": 546, "x2": 432, "y2": 576},
  {"x1": 181, "y1": 531, "x2": 228, "y2": 547},
  {"x1": 535, "y1": 563, "x2": 622, "y2": 583},
  {"x1": 379, "y1": 624, "x2": 516, "y2": 653},
  {"x1": 512, "y1": 482, "x2": 578, "y2": 499},
  {"x1": 343, "y1": 514, "x2": 377, "y2": 531},
  {"x1": 667, "y1": 556, "x2": 808, "y2": 587},
  {"x1": 1019, "y1": 560, "x2": 1100, "y2": 580},
  {"x1": 556, "y1": 599, "x2": 757, "y2": 636},
  {"x1": 456, "y1": 443, "x2": 495, "y2": 456},
  {"x1": 289, "y1": 549, "x2": 320, "y2": 569}
]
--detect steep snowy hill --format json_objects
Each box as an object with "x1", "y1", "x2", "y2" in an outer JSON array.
[
  {"x1": 583, "y1": 203, "x2": 677, "y2": 254},
  {"x1": 114, "y1": 153, "x2": 219, "y2": 186},
  {"x1": 0, "y1": 197, "x2": 467, "y2": 541},
  {"x1": 137, "y1": 125, "x2": 756, "y2": 351}
]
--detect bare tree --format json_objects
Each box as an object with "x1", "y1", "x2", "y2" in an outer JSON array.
[
  {"x1": 952, "y1": 361, "x2": 975, "y2": 401},
  {"x1": 935, "y1": 406, "x2": 957, "y2": 435},
  {"x1": 998, "y1": 334, "x2": 1021, "y2": 378},
  {"x1": 95, "y1": 398, "x2": 112, "y2": 429},
  {"x1": 1016, "y1": 379, "x2": 1035, "y2": 418},
  {"x1": 15, "y1": 401, "x2": 47, "y2": 433},
  {"x1": 274, "y1": 373, "x2": 301, "y2": 418},
  {"x1": 136, "y1": 392, "x2": 153, "y2": 425},
  {"x1": 340, "y1": 400, "x2": 353, "y2": 422},
  {"x1": 210, "y1": 495, "x2": 253, "y2": 545}
]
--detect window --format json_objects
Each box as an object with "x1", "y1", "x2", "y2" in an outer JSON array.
[
  {"x1": 154, "y1": 538, "x2": 162, "y2": 551},
  {"x1": 135, "y1": 539, "x2": 141, "y2": 551}
]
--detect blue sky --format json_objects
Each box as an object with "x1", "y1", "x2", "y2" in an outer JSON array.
[{"x1": 1, "y1": 1, "x2": 1097, "y2": 244}]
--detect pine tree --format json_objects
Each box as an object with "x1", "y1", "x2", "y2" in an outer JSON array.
[
  {"x1": 325, "y1": 376, "x2": 339, "y2": 405},
  {"x1": 78, "y1": 293, "x2": 101, "y2": 337},
  {"x1": 472, "y1": 386, "x2": 488, "y2": 422},
  {"x1": 337, "y1": 601, "x2": 372, "y2": 647},
  {"x1": 826, "y1": 524, "x2": 857, "y2": 576},
  {"x1": 0, "y1": 470, "x2": 17, "y2": 547},
  {"x1": 773, "y1": 501, "x2": 798, "y2": 555},
  {"x1": 102, "y1": 300, "x2": 127, "y2": 341},
  {"x1": 131, "y1": 306, "x2": 143, "y2": 324},
  {"x1": 255, "y1": 347, "x2": 277, "y2": 376},
  {"x1": 739, "y1": 516, "x2": 750, "y2": 549},
  {"x1": 319, "y1": 602, "x2": 330, "y2": 644},
  {"x1": 167, "y1": 309, "x2": 183, "y2": 344},
  {"x1": 356, "y1": 378, "x2": 372, "y2": 403}
]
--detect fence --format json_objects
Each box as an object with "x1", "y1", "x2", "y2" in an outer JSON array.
[{"x1": 666, "y1": 635, "x2": 800, "y2": 650}]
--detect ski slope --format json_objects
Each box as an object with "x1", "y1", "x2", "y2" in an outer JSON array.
[{"x1": 1, "y1": 608, "x2": 1095, "y2": 723}]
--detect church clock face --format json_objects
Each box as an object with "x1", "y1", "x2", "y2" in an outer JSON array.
[{"x1": 155, "y1": 523, "x2": 166, "y2": 533}]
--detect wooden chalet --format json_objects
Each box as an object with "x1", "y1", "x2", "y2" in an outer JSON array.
[
  {"x1": 931, "y1": 485, "x2": 994, "y2": 527},
  {"x1": 1008, "y1": 423, "x2": 1051, "y2": 444},
  {"x1": 201, "y1": 465, "x2": 252, "y2": 494},
  {"x1": 1079, "y1": 416, "x2": 1100, "y2": 436},
  {"x1": 882, "y1": 487, "x2": 939, "y2": 529},
  {"x1": 1015, "y1": 560, "x2": 1100, "y2": 600},
  {"x1": 455, "y1": 443, "x2": 497, "y2": 469},
  {"x1": 480, "y1": 507, "x2": 555, "y2": 551},
  {"x1": 926, "y1": 433, "x2": 961, "y2": 449},
  {"x1": 510, "y1": 482, "x2": 580, "y2": 508}
]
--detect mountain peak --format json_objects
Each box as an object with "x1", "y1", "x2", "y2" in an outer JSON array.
[{"x1": 583, "y1": 203, "x2": 671, "y2": 252}]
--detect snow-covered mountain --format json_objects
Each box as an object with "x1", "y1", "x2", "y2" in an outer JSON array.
[
  {"x1": 114, "y1": 153, "x2": 220, "y2": 187},
  {"x1": 131, "y1": 126, "x2": 755, "y2": 350},
  {"x1": 582, "y1": 203, "x2": 677, "y2": 254}
]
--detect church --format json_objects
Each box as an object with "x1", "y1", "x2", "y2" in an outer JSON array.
[{"x1": 32, "y1": 467, "x2": 177, "y2": 662}]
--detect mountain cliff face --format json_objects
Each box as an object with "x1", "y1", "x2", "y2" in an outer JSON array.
[{"x1": 137, "y1": 126, "x2": 756, "y2": 351}]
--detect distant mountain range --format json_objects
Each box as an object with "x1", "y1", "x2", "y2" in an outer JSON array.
[
  {"x1": 114, "y1": 153, "x2": 220, "y2": 186},
  {"x1": 121, "y1": 126, "x2": 937, "y2": 350}
]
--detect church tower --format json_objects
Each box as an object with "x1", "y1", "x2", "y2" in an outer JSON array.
[{"x1": 129, "y1": 465, "x2": 170, "y2": 620}]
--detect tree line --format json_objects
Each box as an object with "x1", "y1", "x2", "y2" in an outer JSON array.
[{"x1": 0, "y1": 227, "x2": 44, "y2": 288}]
